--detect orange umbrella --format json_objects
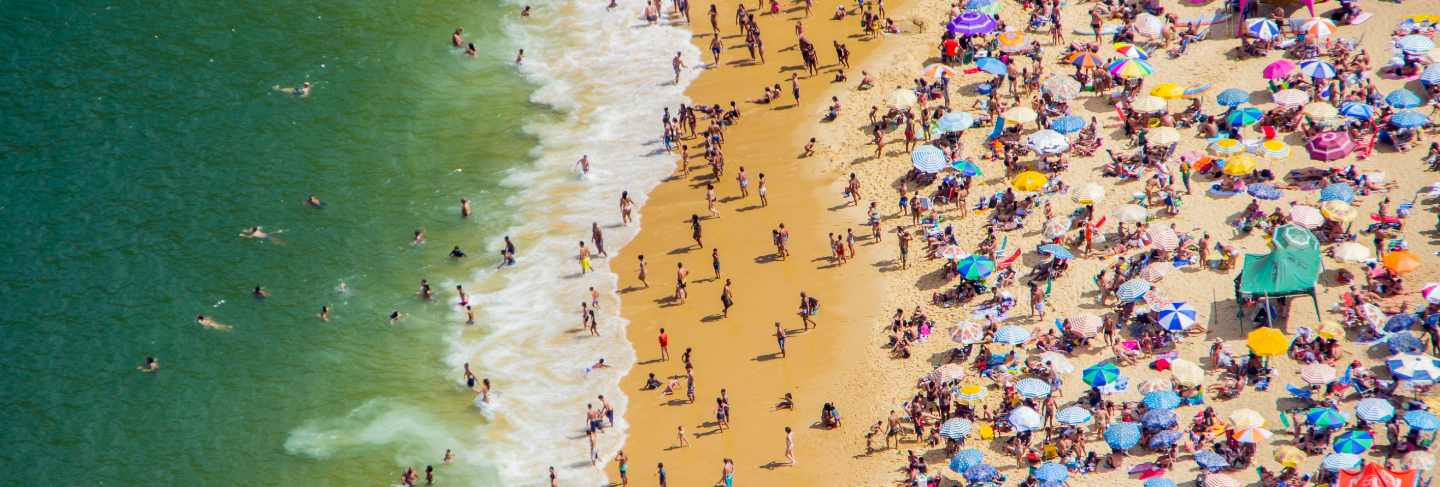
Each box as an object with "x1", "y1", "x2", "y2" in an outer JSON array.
[{"x1": 1383, "y1": 250, "x2": 1421, "y2": 273}]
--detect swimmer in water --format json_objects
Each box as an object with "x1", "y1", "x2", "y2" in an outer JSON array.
[
  {"x1": 465, "y1": 43, "x2": 477, "y2": 57},
  {"x1": 305, "y1": 195, "x2": 323, "y2": 207},
  {"x1": 586, "y1": 358, "x2": 610, "y2": 372},
  {"x1": 516, "y1": 49, "x2": 525, "y2": 65},
  {"x1": 240, "y1": 226, "x2": 270, "y2": 239},
  {"x1": 460, "y1": 198, "x2": 472, "y2": 218},
  {"x1": 137, "y1": 356, "x2": 159, "y2": 373},
  {"x1": 576, "y1": 154, "x2": 591, "y2": 175},
  {"x1": 452, "y1": 28, "x2": 465, "y2": 47},
  {"x1": 450, "y1": 246, "x2": 467, "y2": 258},
  {"x1": 388, "y1": 310, "x2": 403, "y2": 324},
  {"x1": 271, "y1": 81, "x2": 311, "y2": 97},
  {"x1": 521, "y1": 5, "x2": 532, "y2": 16},
  {"x1": 252, "y1": 286, "x2": 269, "y2": 299},
  {"x1": 443, "y1": 449, "x2": 455, "y2": 464},
  {"x1": 320, "y1": 305, "x2": 329, "y2": 321},
  {"x1": 413, "y1": 229, "x2": 425, "y2": 245},
  {"x1": 196, "y1": 314, "x2": 232, "y2": 331}
]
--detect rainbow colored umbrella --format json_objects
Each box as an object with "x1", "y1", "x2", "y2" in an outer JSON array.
[
  {"x1": 1068, "y1": 51, "x2": 1103, "y2": 69},
  {"x1": 1114, "y1": 42, "x2": 1149, "y2": 59},
  {"x1": 1108, "y1": 58, "x2": 1153, "y2": 79}
]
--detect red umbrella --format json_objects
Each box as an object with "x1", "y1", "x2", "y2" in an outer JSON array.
[{"x1": 1306, "y1": 131, "x2": 1355, "y2": 161}]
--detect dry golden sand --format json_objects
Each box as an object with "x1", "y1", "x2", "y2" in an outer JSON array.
[{"x1": 618, "y1": 0, "x2": 1440, "y2": 486}]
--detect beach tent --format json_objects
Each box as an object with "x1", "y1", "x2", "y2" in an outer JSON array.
[
  {"x1": 1238, "y1": 225, "x2": 1322, "y2": 322},
  {"x1": 1336, "y1": 462, "x2": 1416, "y2": 487}
]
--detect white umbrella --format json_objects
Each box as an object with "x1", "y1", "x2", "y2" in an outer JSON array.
[
  {"x1": 1273, "y1": 89, "x2": 1310, "y2": 108},
  {"x1": 1072, "y1": 182, "x2": 1106, "y2": 204},
  {"x1": 1147, "y1": 126, "x2": 1180, "y2": 145},
  {"x1": 1114, "y1": 204, "x2": 1147, "y2": 223},
  {"x1": 1333, "y1": 242, "x2": 1371, "y2": 262},
  {"x1": 1038, "y1": 351, "x2": 1075, "y2": 373},
  {"x1": 1134, "y1": 14, "x2": 1163, "y2": 38},
  {"x1": 1027, "y1": 129, "x2": 1070, "y2": 154},
  {"x1": 1300, "y1": 363, "x2": 1337, "y2": 385},
  {"x1": 1010, "y1": 406, "x2": 1043, "y2": 431},
  {"x1": 1132, "y1": 95, "x2": 1167, "y2": 113},
  {"x1": 888, "y1": 89, "x2": 918, "y2": 109},
  {"x1": 1171, "y1": 358, "x2": 1205, "y2": 386},
  {"x1": 1041, "y1": 75, "x2": 1082, "y2": 100},
  {"x1": 1290, "y1": 205, "x2": 1324, "y2": 229},
  {"x1": 1004, "y1": 106, "x2": 1037, "y2": 124},
  {"x1": 1043, "y1": 217, "x2": 1072, "y2": 238}
]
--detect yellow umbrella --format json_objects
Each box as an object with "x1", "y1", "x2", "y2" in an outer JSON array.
[
  {"x1": 1247, "y1": 327, "x2": 1288, "y2": 356},
  {"x1": 1151, "y1": 82, "x2": 1185, "y2": 100},
  {"x1": 1316, "y1": 320, "x2": 1345, "y2": 339},
  {"x1": 997, "y1": 30, "x2": 1027, "y2": 52},
  {"x1": 1210, "y1": 138, "x2": 1244, "y2": 155},
  {"x1": 1171, "y1": 358, "x2": 1205, "y2": 386},
  {"x1": 1011, "y1": 171, "x2": 1049, "y2": 192},
  {"x1": 1003, "y1": 106, "x2": 1038, "y2": 124},
  {"x1": 1231, "y1": 408, "x2": 1265, "y2": 428},
  {"x1": 1320, "y1": 200, "x2": 1356, "y2": 222},
  {"x1": 1260, "y1": 140, "x2": 1291, "y2": 161},
  {"x1": 957, "y1": 383, "x2": 986, "y2": 401},
  {"x1": 1274, "y1": 445, "x2": 1305, "y2": 467},
  {"x1": 1304, "y1": 102, "x2": 1338, "y2": 119},
  {"x1": 1148, "y1": 126, "x2": 1180, "y2": 145},
  {"x1": 1223, "y1": 154, "x2": 1258, "y2": 176}
]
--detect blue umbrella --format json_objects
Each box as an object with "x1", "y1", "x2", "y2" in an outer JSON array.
[
  {"x1": 939, "y1": 112, "x2": 975, "y2": 132},
  {"x1": 964, "y1": 0, "x2": 998, "y2": 11},
  {"x1": 1354, "y1": 398, "x2": 1396, "y2": 422},
  {"x1": 1322, "y1": 453, "x2": 1363, "y2": 472},
  {"x1": 1404, "y1": 410, "x2": 1440, "y2": 431},
  {"x1": 939, "y1": 418, "x2": 974, "y2": 439},
  {"x1": 956, "y1": 255, "x2": 996, "y2": 280},
  {"x1": 1156, "y1": 302, "x2": 1198, "y2": 331},
  {"x1": 1388, "y1": 333, "x2": 1426, "y2": 354},
  {"x1": 1386, "y1": 89, "x2": 1423, "y2": 109},
  {"x1": 1388, "y1": 354, "x2": 1440, "y2": 383},
  {"x1": 1035, "y1": 463, "x2": 1069, "y2": 483},
  {"x1": 1104, "y1": 422, "x2": 1141, "y2": 449},
  {"x1": 1142, "y1": 391, "x2": 1182, "y2": 410},
  {"x1": 1056, "y1": 406, "x2": 1093, "y2": 426},
  {"x1": 1386, "y1": 313, "x2": 1419, "y2": 332},
  {"x1": 1307, "y1": 407, "x2": 1349, "y2": 429},
  {"x1": 1015, "y1": 378, "x2": 1052, "y2": 398},
  {"x1": 1194, "y1": 450, "x2": 1229, "y2": 470},
  {"x1": 1332, "y1": 430, "x2": 1374, "y2": 454},
  {"x1": 912, "y1": 145, "x2": 948, "y2": 173},
  {"x1": 1391, "y1": 111, "x2": 1428, "y2": 129},
  {"x1": 1319, "y1": 183, "x2": 1354, "y2": 203},
  {"x1": 993, "y1": 325, "x2": 1031, "y2": 345},
  {"x1": 1299, "y1": 60, "x2": 1338, "y2": 79},
  {"x1": 1149, "y1": 429, "x2": 1183, "y2": 449},
  {"x1": 1084, "y1": 362, "x2": 1122, "y2": 386},
  {"x1": 1144, "y1": 479, "x2": 1178, "y2": 487},
  {"x1": 964, "y1": 464, "x2": 999, "y2": 483},
  {"x1": 1247, "y1": 183, "x2": 1281, "y2": 200},
  {"x1": 950, "y1": 449, "x2": 985, "y2": 472},
  {"x1": 951, "y1": 160, "x2": 982, "y2": 177},
  {"x1": 1398, "y1": 35, "x2": 1436, "y2": 54},
  {"x1": 1141, "y1": 409, "x2": 1177, "y2": 429},
  {"x1": 1423, "y1": 63, "x2": 1440, "y2": 87},
  {"x1": 1050, "y1": 115, "x2": 1086, "y2": 134},
  {"x1": 1227, "y1": 107, "x2": 1263, "y2": 126},
  {"x1": 1339, "y1": 101, "x2": 1376, "y2": 120},
  {"x1": 1037, "y1": 244, "x2": 1074, "y2": 260},
  {"x1": 1217, "y1": 88, "x2": 1249, "y2": 107},
  {"x1": 975, "y1": 57, "x2": 1007, "y2": 75}
]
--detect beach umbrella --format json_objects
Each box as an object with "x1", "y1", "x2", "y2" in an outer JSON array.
[
  {"x1": 1142, "y1": 391, "x2": 1182, "y2": 410},
  {"x1": 1423, "y1": 64, "x2": 1440, "y2": 86},
  {"x1": 929, "y1": 363, "x2": 968, "y2": 383},
  {"x1": 1132, "y1": 95, "x2": 1167, "y2": 113},
  {"x1": 1299, "y1": 60, "x2": 1338, "y2": 79},
  {"x1": 975, "y1": 56, "x2": 1008, "y2": 75},
  {"x1": 1027, "y1": 129, "x2": 1069, "y2": 154},
  {"x1": 1404, "y1": 451, "x2": 1436, "y2": 471},
  {"x1": 1398, "y1": 35, "x2": 1436, "y2": 54},
  {"x1": 888, "y1": 89, "x2": 918, "y2": 109},
  {"x1": 1037, "y1": 351, "x2": 1073, "y2": 373},
  {"x1": 1404, "y1": 410, "x2": 1440, "y2": 431},
  {"x1": 1068, "y1": 51, "x2": 1103, "y2": 69},
  {"x1": 1247, "y1": 183, "x2": 1281, "y2": 200},
  {"x1": 1194, "y1": 450, "x2": 1230, "y2": 470},
  {"x1": 1056, "y1": 406, "x2": 1093, "y2": 426},
  {"x1": 1260, "y1": 139, "x2": 1291, "y2": 160},
  {"x1": 938, "y1": 111, "x2": 975, "y2": 132},
  {"x1": 1389, "y1": 334, "x2": 1426, "y2": 354},
  {"x1": 951, "y1": 160, "x2": 982, "y2": 177},
  {"x1": 1117, "y1": 278, "x2": 1151, "y2": 302},
  {"x1": 911, "y1": 145, "x2": 947, "y2": 173},
  {"x1": 1386, "y1": 89, "x2": 1422, "y2": 109},
  {"x1": 1114, "y1": 42, "x2": 1150, "y2": 59},
  {"x1": 1069, "y1": 314, "x2": 1102, "y2": 337},
  {"x1": 1322, "y1": 453, "x2": 1363, "y2": 472},
  {"x1": 1066, "y1": 183, "x2": 1104, "y2": 206},
  {"x1": 1042, "y1": 217, "x2": 1072, "y2": 239},
  {"x1": 939, "y1": 418, "x2": 974, "y2": 440},
  {"x1": 1108, "y1": 58, "x2": 1154, "y2": 79},
  {"x1": 1145, "y1": 479, "x2": 1178, "y2": 487},
  {"x1": 964, "y1": 464, "x2": 999, "y2": 483},
  {"x1": 1009, "y1": 406, "x2": 1043, "y2": 431},
  {"x1": 1386, "y1": 313, "x2": 1418, "y2": 332},
  {"x1": 1171, "y1": 359, "x2": 1205, "y2": 386},
  {"x1": 1151, "y1": 82, "x2": 1184, "y2": 100},
  {"x1": 1133, "y1": 14, "x2": 1164, "y2": 38},
  {"x1": 1011, "y1": 170, "x2": 1047, "y2": 192},
  {"x1": 921, "y1": 63, "x2": 962, "y2": 81},
  {"x1": 1332, "y1": 241, "x2": 1371, "y2": 262},
  {"x1": 1204, "y1": 474, "x2": 1239, "y2": 487},
  {"x1": 1210, "y1": 137, "x2": 1244, "y2": 155},
  {"x1": 1319, "y1": 183, "x2": 1355, "y2": 203},
  {"x1": 964, "y1": 0, "x2": 1001, "y2": 14},
  {"x1": 1035, "y1": 463, "x2": 1068, "y2": 483},
  {"x1": 1104, "y1": 422, "x2": 1141, "y2": 449},
  {"x1": 1231, "y1": 426, "x2": 1273, "y2": 443},
  {"x1": 1391, "y1": 110, "x2": 1428, "y2": 129},
  {"x1": 1217, "y1": 88, "x2": 1249, "y2": 107},
  {"x1": 956, "y1": 383, "x2": 988, "y2": 401},
  {"x1": 1383, "y1": 250, "x2": 1421, "y2": 274},
  {"x1": 1040, "y1": 76, "x2": 1081, "y2": 101},
  {"x1": 951, "y1": 322, "x2": 984, "y2": 344},
  {"x1": 1332, "y1": 430, "x2": 1373, "y2": 453},
  {"x1": 1289, "y1": 205, "x2": 1324, "y2": 229},
  {"x1": 1156, "y1": 302, "x2": 1197, "y2": 331},
  {"x1": 1003, "y1": 106, "x2": 1037, "y2": 124},
  {"x1": 1355, "y1": 398, "x2": 1396, "y2": 422},
  {"x1": 1317, "y1": 320, "x2": 1345, "y2": 339},
  {"x1": 1050, "y1": 115, "x2": 1086, "y2": 134},
  {"x1": 1142, "y1": 409, "x2": 1177, "y2": 429},
  {"x1": 1149, "y1": 430, "x2": 1183, "y2": 448},
  {"x1": 1303, "y1": 102, "x2": 1338, "y2": 119},
  {"x1": 1320, "y1": 200, "x2": 1356, "y2": 223},
  {"x1": 1230, "y1": 409, "x2": 1265, "y2": 428},
  {"x1": 1147, "y1": 126, "x2": 1180, "y2": 145},
  {"x1": 1015, "y1": 378, "x2": 1052, "y2": 398},
  {"x1": 1084, "y1": 362, "x2": 1121, "y2": 386},
  {"x1": 996, "y1": 30, "x2": 1027, "y2": 52},
  {"x1": 1245, "y1": 18, "x2": 1281, "y2": 39},
  {"x1": 1263, "y1": 60, "x2": 1296, "y2": 79},
  {"x1": 1389, "y1": 353, "x2": 1440, "y2": 383},
  {"x1": 1140, "y1": 262, "x2": 1174, "y2": 282},
  {"x1": 949, "y1": 448, "x2": 984, "y2": 472},
  {"x1": 1274, "y1": 445, "x2": 1305, "y2": 466},
  {"x1": 1424, "y1": 282, "x2": 1440, "y2": 303},
  {"x1": 1307, "y1": 131, "x2": 1355, "y2": 160},
  {"x1": 1227, "y1": 107, "x2": 1262, "y2": 126},
  {"x1": 948, "y1": 11, "x2": 996, "y2": 35},
  {"x1": 1037, "y1": 244, "x2": 1074, "y2": 260},
  {"x1": 1298, "y1": 17, "x2": 1338, "y2": 39},
  {"x1": 1246, "y1": 327, "x2": 1288, "y2": 356},
  {"x1": 993, "y1": 325, "x2": 1031, "y2": 345},
  {"x1": 1300, "y1": 363, "x2": 1337, "y2": 385},
  {"x1": 1113, "y1": 204, "x2": 1147, "y2": 223},
  {"x1": 1273, "y1": 89, "x2": 1310, "y2": 108},
  {"x1": 1339, "y1": 102, "x2": 1376, "y2": 120},
  {"x1": 1306, "y1": 407, "x2": 1348, "y2": 429},
  {"x1": 1223, "y1": 154, "x2": 1257, "y2": 176},
  {"x1": 1138, "y1": 379, "x2": 1172, "y2": 394},
  {"x1": 956, "y1": 255, "x2": 996, "y2": 280}
]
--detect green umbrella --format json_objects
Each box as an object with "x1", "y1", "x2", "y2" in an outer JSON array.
[
  {"x1": 1083, "y1": 362, "x2": 1121, "y2": 386},
  {"x1": 956, "y1": 255, "x2": 995, "y2": 281}
]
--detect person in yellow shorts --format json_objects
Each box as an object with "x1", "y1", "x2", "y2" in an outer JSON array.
[{"x1": 579, "y1": 241, "x2": 593, "y2": 274}]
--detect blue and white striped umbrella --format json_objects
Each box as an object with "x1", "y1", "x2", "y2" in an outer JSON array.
[
  {"x1": 1247, "y1": 183, "x2": 1282, "y2": 200},
  {"x1": 1156, "y1": 301, "x2": 1198, "y2": 331},
  {"x1": 1056, "y1": 406, "x2": 1093, "y2": 425},
  {"x1": 939, "y1": 417, "x2": 974, "y2": 439},
  {"x1": 1050, "y1": 115, "x2": 1086, "y2": 134},
  {"x1": 1142, "y1": 409, "x2": 1178, "y2": 429},
  {"x1": 1217, "y1": 88, "x2": 1249, "y2": 107},
  {"x1": 1148, "y1": 429, "x2": 1183, "y2": 449},
  {"x1": 939, "y1": 112, "x2": 975, "y2": 132},
  {"x1": 1035, "y1": 463, "x2": 1069, "y2": 483},
  {"x1": 1387, "y1": 89, "x2": 1423, "y2": 109},
  {"x1": 993, "y1": 325, "x2": 1032, "y2": 345},
  {"x1": 1404, "y1": 410, "x2": 1440, "y2": 431},
  {"x1": 1245, "y1": 18, "x2": 1281, "y2": 40},
  {"x1": 1322, "y1": 453, "x2": 1363, "y2": 472},
  {"x1": 1015, "y1": 378, "x2": 1052, "y2": 398},
  {"x1": 1142, "y1": 391, "x2": 1182, "y2": 410},
  {"x1": 1388, "y1": 353, "x2": 1440, "y2": 383},
  {"x1": 1104, "y1": 422, "x2": 1141, "y2": 449},
  {"x1": 1009, "y1": 406, "x2": 1043, "y2": 431},
  {"x1": 911, "y1": 145, "x2": 948, "y2": 173},
  {"x1": 964, "y1": 464, "x2": 999, "y2": 483},
  {"x1": 1116, "y1": 278, "x2": 1151, "y2": 302},
  {"x1": 1299, "y1": 60, "x2": 1338, "y2": 79},
  {"x1": 1392, "y1": 111, "x2": 1428, "y2": 129},
  {"x1": 1398, "y1": 35, "x2": 1436, "y2": 54},
  {"x1": 1145, "y1": 479, "x2": 1178, "y2": 487},
  {"x1": 1423, "y1": 63, "x2": 1440, "y2": 87},
  {"x1": 1194, "y1": 450, "x2": 1229, "y2": 469},
  {"x1": 1355, "y1": 398, "x2": 1396, "y2": 422},
  {"x1": 949, "y1": 449, "x2": 985, "y2": 472},
  {"x1": 1037, "y1": 244, "x2": 1074, "y2": 260},
  {"x1": 1339, "y1": 102, "x2": 1376, "y2": 120},
  {"x1": 1320, "y1": 183, "x2": 1355, "y2": 203}
]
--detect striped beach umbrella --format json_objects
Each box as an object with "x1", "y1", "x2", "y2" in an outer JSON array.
[
  {"x1": 1132, "y1": 95, "x2": 1167, "y2": 113},
  {"x1": 911, "y1": 145, "x2": 947, "y2": 173},
  {"x1": 1035, "y1": 463, "x2": 1068, "y2": 483},
  {"x1": 1104, "y1": 422, "x2": 1141, "y2": 449},
  {"x1": 1142, "y1": 391, "x2": 1182, "y2": 410},
  {"x1": 1114, "y1": 42, "x2": 1149, "y2": 59},
  {"x1": 1015, "y1": 378, "x2": 1052, "y2": 398},
  {"x1": 1050, "y1": 115, "x2": 1086, "y2": 134},
  {"x1": 938, "y1": 111, "x2": 974, "y2": 132},
  {"x1": 1332, "y1": 430, "x2": 1373, "y2": 453},
  {"x1": 1322, "y1": 453, "x2": 1363, "y2": 472},
  {"x1": 1263, "y1": 60, "x2": 1296, "y2": 79},
  {"x1": 956, "y1": 255, "x2": 995, "y2": 280},
  {"x1": 1027, "y1": 129, "x2": 1069, "y2": 154},
  {"x1": 1203, "y1": 474, "x2": 1239, "y2": 487},
  {"x1": 948, "y1": 11, "x2": 996, "y2": 35},
  {"x1": 1391, "y1": 110, "x2": 1428, "y2": 129},
  {"x1": 1320, "y1": 183, "x2": 1354, "y2": 203},
  {"x1": 1273, "y1": 89, "x2": 1310, "y2": 107},
  {"x1": 1146, "y1": 479, "x2": 1179, "y2": 487},
  {"x1": 993, "y1": 325, "x2": 1031, "y2": 345},
  {"x1": 1404, "y1": 410, "x2": 1440, "y2": 431},
  {"x1": 1069, "y1": 314, "x2": 1102, "y2": 337},
  {"x1": 1404, "y1": 451, "x2": 1436, "y2": 471},
  {"x1": 975, "y1": 56, "x2": 1008, "y2": 75},
  {"x1": 1304, "y1": 103, "x2": 1338, "y2": 120},
  {"x1": 1108, "y1": 58, "x2": 1153, "y2": 79},
  {"x1": 1245, "y1": 18, "x2": 1281, "y2": 40},
  {"x1": 1300, "y1": 363, "x2": 1337, "y2": 384},
  {"x1": 1298, "y1": 17, "x2": 1338, "y2": 39},
  {"x1": 1423, "y1": 63, "x2": 1440, "y2": 86},
  {"x1": 1355, "y1": 398, "x2": 1395, "y2": 422},
  {"x1": 939, "y1": 418, "x2": 974, "y2": 439},
  {"x1": 1217, "y1": 88, "x2": 1249, "y2": 107},
  {"x1": 1056, "y1": 406, "x2": 1093, "y2": 425},
  {"x1": 1227, "y1": 107, "x2": 1263, "y2": 126},
  {"x1": 929, "y1": 363, "x2": 968, "y2": 383},
  {"x1": 1009, "y1": 406, "x2": 1042, "y2": 431},
  {"x1": 1147, "y1": 126, "x2": 1180, "y2": 145},
  {"x1": 1231, "y1": 426, "x2": 1273, "y2": 443},
  {"x1": 949, "y1": 448, "x2": 984, "y2": 472},
  {"x1": 1339, "y1": 102, "x2": 1376, "y2": 120},
  {"x1": 964, "y1": 464, "x2": 999, "y2": 483},
  {"x1": 1210, "y1": 137, "x2": 1244, "y2": 154},
  {"x1": 1156, "y1": 302, "x2": 1197, "y2": 331},
  {"x1": 1247, "y1": 183, "x2": 1281, "y2": 200},
  {"x1": 1306, "y1": 407, "x2": 1348, "y2": 429},
  {"x1": 1116, "y1": 278, "x2": 1151, "y2": 302},
  {"x1": 921, "y1": 63, "x2": 961, "y2": 81},
  {"x1": 1041, "y1": 76, "x2": 1082, "y2": 100},
  {"x1": 1140, "y1": 262, "x2": 1174, "y2": 282},
  {"x1": 1037, "y1": 244, "x2": 1074, "y2": 260},
  {"x1": 1299, "y1": 60, "x2": 1338, "y2": 79},
  {"x1": 1083, "y1": 362, "x2": 1121, "y2": 386},
  {"x1": 1398, "y1": 35, "x2": 1436, "y2": 54},
  {"x1": 1068, "y1": 51, "x2": 1102, "y2": 69},
  {"x1": 1145, "y1": 226, "x2": 1179, "y2": 252},
  {"x1": 1386, "y1": 89, "x2": 1422, "y2": 109},
  {"x1": 1290, "y1": 205, "x2": 1324, "y2": 229},
  {"x1": 1307, "y1": 131, "x2": 1355, "y2": 160},
  {"x1": 1423, "y1": 282, "x2": 1440, "y2": 304},
  {"x1": 956, "y1": 383, "x2": 988, "y2": 401}
]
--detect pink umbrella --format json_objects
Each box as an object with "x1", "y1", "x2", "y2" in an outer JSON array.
[
  {"x1": 1263, "y1": 60, "x2": 1296, "y2": 79},
  {"x1": 1306, "y1": 131, "x2": 1356, "y2": 161}
]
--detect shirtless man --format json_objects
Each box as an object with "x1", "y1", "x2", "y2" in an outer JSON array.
[
  {"x1": 240, "y1": 226, "x2": 270, "y2": 239},
  {"x1": 196, "y1": 314, "x2": 232, "y2": 331},
  {"x1": 576, "y1": 155, "x2": 591, "y2": 175},
  {"x1": 460, "y1": 198, "x2": 472, "y2": 218},
  {"x1": 452, "y1": 28, "x2": 465, "y2": 47},
  {"x1": 673, "y1": 52, "x2": 687, "y2": 85},
  {"x1": 137, "y1": 356, "x2": 159, "y2": 373},
  {"x1": 272, "y1": 82, "x2": 311, "y2": 97}
]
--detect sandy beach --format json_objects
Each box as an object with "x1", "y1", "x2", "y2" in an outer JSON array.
[{"x1": 617, "y1": 0, "x2": 1440, "y2": 486}]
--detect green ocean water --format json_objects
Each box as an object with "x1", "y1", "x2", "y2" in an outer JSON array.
[{"x1": 0, "y1": 1, "x2": 541, "y2": 484}]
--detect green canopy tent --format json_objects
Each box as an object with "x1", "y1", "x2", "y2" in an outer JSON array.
[{"x1": 1236, "y1": 225, "x2": 1323, "y2": 325}]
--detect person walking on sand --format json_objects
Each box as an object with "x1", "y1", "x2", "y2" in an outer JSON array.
[
  {"x1": 798, "y1": 292, "x2": 817, "y2": 329},
  {"x1": 720, "y1": 279, "x2": 734, "y2": 317},
  {"x1": 790, "y1": 73, "x2": 801, "y2": 105},
  {"x1": 846, "y1": 173, "x2": 862, "y2": 206},
  {"x1": 637, "y1": 254, "x2": 649, "y2": 288},
  {"x1": 757, "y1": 173, "x2": 768, "y2": 207},
  {"x1": 675, "y1": 262, "x2": 689, "y2": 302},
  {"x1": 658, "y1": 327, "x2": 670, "y2": 360},
  {"x1": 578, "y1": 241, "x2": 593, "y2": 274},
  {"x1": 614, "y1": 451, "x2": 629, "y2": 486},
  {"x1": 776, "y1": 223, "x2": 790, "y2": 258},
  {"x1": 775, "y1": 322, "x2": 787, "y2": 357},
  {"x1": 897, "y1": 226, "x2": 911, "y2": 269},
  {"x1": 620, "y1": 191, "x2": 635, "y2": 225},
  {"x1": 736, "y1": 166, "x2": 749, "y2": 198},
  {"x1": 720, "y1": 458, "x2": 735, "y2": 487},
  {"x1": 691, "y1": 214, "x2": 704, "y2": 248},
  {"x1": 784, "y1": 427, "x2": 797, "y2": 465},
  {"x1": 676, "y1": 426, "x2": 690, "y2": 447},
  {"x1": 711, "y1": 248, "x2": 721, "y2": 278},
  {"x1": 709, "y1": 35, "x2": 723, "y2": 66},
  {"x1": 657, "y1": 462, "x2": 669, "y2": 487},
  {"x1": 705, "y1": 183, "x2": 720, "y2": 218},
  {"x1": 592, "y1": 222, "x2": 608, "y2": 257}
]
